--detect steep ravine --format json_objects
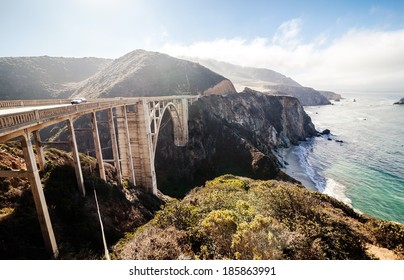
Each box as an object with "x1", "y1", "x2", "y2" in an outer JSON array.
[{"x1": 155, "y1": 88, "x2": 317, "y2": 197}]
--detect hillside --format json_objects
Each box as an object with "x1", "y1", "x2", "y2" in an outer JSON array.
[
  {"x1": 0, "y1": 142, "x2": 165, "y2": 259},
  {"x1": 114, "y1": 174, "x2": 404, "y2": 260},
  {"x1": 184, "y1": 57, "x2": 301, "y2": 90},
  {"x1": 185, "y1": 57, "x2": 340, "y2": 105},
  {"x1": 264, "y1": 84, "x2": 331, "y2": 106},
  {"x1": 73, "y1": 50, "x2": 237, "y2": 98},
  {"x1": 0, "y1": 56, "x2": 111, "y2": 100}
]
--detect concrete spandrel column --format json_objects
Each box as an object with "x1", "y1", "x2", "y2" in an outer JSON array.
[
  {"x1": 33, "y1": 130, "x2": 46, "y2": 171},
  {"x1": 67, "y1": 118, "x2": 85, "y2": 197},
  {"x1": 91, "y1": 112, "x2": 106, "y2": 181},
  {"x1": 130, "y1": 100, "x2": 157, "y2": 194},
  {"x1": 21, "y1": 130, "x2": 58, "y2": 258},
  {"x1": 108, "y1": 108, "x2": 122, "y2": 184},
  {"x1": 115, "y1": 106, "x2": 135, "y2": 184}
]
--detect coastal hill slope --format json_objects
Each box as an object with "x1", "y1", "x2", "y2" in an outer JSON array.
[
  {"x1": 73, "y1": 50, "x2": 237, "y2": 98},
  {"x1": 185, "y1": 57, "x2": 341, "y2": 105},
  {"x1": 1, "y1": 144, "x2": 403, "y2": 260},
  {"x1": 114, "y1": 174, "x2": 404, "y2": 260},
  {"x1": 183, "y1": 57, "x2": 302, "y2": 89},
  {"x1": 0, "y1": 56, "x2": 111, "y2": 100}
]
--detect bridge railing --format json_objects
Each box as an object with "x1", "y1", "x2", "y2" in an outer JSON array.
[
  {"x1": 0, "y1": 96, "x2": 199, "y2": 139},
  {"x1": 0, "y1": 99, "x2": 72, "y2": 108}
]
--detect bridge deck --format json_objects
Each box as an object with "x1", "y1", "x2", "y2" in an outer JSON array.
[{"x1": 0, "y1": 96, "x2": 198, "y2": 142}]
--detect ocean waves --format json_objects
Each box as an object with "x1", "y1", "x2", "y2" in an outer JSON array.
[
  {"x1": 296, "y1": 94, "x2": 404, "y2": 223},
  {"x1": 292, "y1": 140, "x2": 353, "y2": 207}
]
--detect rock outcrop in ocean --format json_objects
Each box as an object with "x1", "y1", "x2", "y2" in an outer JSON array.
[{"x1": 393, "y1": 97, "x2": 404, "y2": 105}]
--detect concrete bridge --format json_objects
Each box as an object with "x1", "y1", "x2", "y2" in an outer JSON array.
[{"x1": 0, "y1": 95, "x2": 198, "y2": 258}]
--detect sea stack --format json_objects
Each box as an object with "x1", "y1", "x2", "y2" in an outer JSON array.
[{"x1": 393, "y1": 97, "x2": 404, "y2": 105}]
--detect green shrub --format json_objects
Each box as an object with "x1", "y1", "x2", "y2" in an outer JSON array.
[
  {"x1": 200, "y1": 209, "x2": 238, "y2": 258},
  {"x1": 367, "y1": 219, "x2": 404, "y2": 254},
  {"x1": 154, "y1": 200, "x2": 200, "y2": 231},
  {"x1": 232, "y1": 215, "x2": 283, "y2": 260}
]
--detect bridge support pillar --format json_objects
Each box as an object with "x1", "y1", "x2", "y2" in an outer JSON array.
[
  {"x1": 174, "y1": 98, "x2": 189, "y2": 146},
  {"x1": 67, "y1": 118, "x2": 85, "y2": 197},
  {"x1": 21, "y1": 130, "x2": 58, "y2": 258},
  {"x1": 116, "y1": 106, "x2": 135, "y2": 184},
  {"x1": 91, "y1": 112, "x2": 106, "y2": 181},
  {"x1": 129, "y1": 100, "x2": 157, "y2": 195},
  {"x1": 108, "y1": 108, "x2": 122, "y2": 184},
  {"x1": 33, "y1": 130, "x2": 46, "y2": 171}
]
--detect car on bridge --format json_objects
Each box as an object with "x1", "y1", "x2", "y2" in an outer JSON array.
[{"x1": 70, "y1": 98, "x2": 87, "y2": 104}]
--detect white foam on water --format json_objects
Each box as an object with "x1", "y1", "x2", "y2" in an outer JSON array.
[
  {"x1": 323, "y1": 178, "x2": 352, "y2": 207},
  {"x1": 293, "y1": 142, "x2": 326, "y2": 192},
  {"x1": 293, "y1": 141, "x2": 353, "y2": 208}
]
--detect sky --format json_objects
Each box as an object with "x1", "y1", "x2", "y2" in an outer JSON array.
[{"x1": 1, "y1": 0, "x2": 404, "y2": 93}]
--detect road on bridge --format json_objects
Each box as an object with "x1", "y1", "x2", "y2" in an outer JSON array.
[{"x1": 0, "y1": 104, "x2": 72, "y2": 116}]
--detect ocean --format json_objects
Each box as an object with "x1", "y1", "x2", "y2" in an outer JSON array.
[{"x1": 283, "y1": 93, "x2": 404, "y2": 224}]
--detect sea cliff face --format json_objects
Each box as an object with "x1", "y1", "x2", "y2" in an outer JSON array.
[{"x1": 155, "y1": 88, "x2": 317, "y2": 196}]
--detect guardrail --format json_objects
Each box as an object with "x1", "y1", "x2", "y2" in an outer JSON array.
[{"x1": 0, "y1": 99, "x2": 71, "y2": 108}]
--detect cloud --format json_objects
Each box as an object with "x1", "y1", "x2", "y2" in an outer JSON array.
[
  {"x1": 160, "y1": 19, "x2": 404, "y2": 93},
  {"x1": 272, "y1": 18, "x2": 303, "y2": 48}
]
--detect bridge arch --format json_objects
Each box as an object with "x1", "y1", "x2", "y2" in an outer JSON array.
[{"x1": 150, "y1": 101, "x2": 187, "y2": 156}]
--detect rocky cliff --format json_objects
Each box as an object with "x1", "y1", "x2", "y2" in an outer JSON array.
[
  {"x1": 0, "y1": 56, "x2": 111, "y2": 100},
  {"x1": 155, "y1": 88, "x2": 316, "y2": 197},
  {"x1": 73, "y1": 50, "x2": 237, "y2": 98}
]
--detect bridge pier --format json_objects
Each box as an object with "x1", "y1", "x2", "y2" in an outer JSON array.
[
  {"x1": 116, "y1": 106, "x2": 136, "y2": 184},
  {"x1": 67, "y1": 118, "x2": 85, "y2": 197},
  {"x1": 21, "y1": 130, "x2": 58, "y2": 258},
  {"x1": 33, "y1": 130, "x2": 46, "y2": 171},
  {"x1": 91, "y1": 112, "x2": 106, "y2": 181},
  {"x1": 108, "y1": 108, "x2": 122, "y2": 184},
  {"x1": 129, "y1": 100, "x2": 157, "y2": 194},
  {"x1": 174, "y1": 98, "x2": 189, "y2": 146}
]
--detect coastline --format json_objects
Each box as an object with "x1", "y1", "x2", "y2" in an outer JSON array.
[
  {"x1": 280, "y1": 140, "x2": 355, "y2": 208},
  {"x1": 279, "y1": 144, "x2": 317, "y2": 191}
]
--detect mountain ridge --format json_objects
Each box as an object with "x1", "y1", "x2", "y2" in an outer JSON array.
[
  {"x1": 0, "y1": 56, "x2": 111, "y2": 99},
  {"x1": 183, "y1": 57, "x2": 341, "y2": 105},
  {"x1": 73, "y1": 50, "x2": 237, "y2": 98}
]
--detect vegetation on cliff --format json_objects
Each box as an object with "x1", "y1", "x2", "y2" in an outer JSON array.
[
  {"x1": 114, "y1": 175, "x2": 404, "y2": 260},
  {"x1": 0, "y1": 142, "x2": 164, "y2": 259},
  {"x1": 1, "y1": 143, "x2": 403, "y2": 260}
]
